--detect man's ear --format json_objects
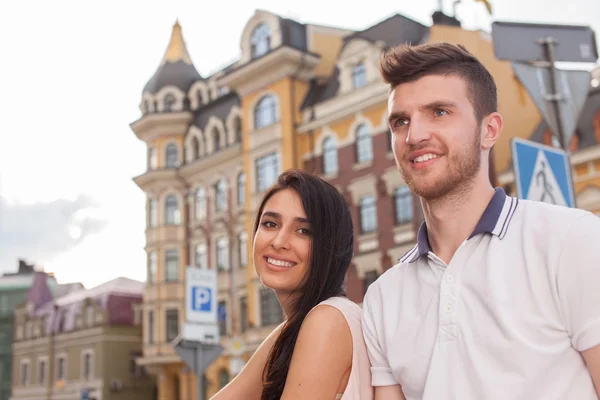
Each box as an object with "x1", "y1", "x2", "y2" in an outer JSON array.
[{"x1": 481, "y1": 112, "x2": 503, "y2": 150}]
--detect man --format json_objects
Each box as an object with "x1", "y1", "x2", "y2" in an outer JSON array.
[{"x1": 362, "y1": 42, "x2": 600, "y2": 400}]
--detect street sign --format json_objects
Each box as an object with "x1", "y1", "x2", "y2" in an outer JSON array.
[
  {"x1": 173, "y1": 337, "x2": 223, "y2": 400},
  {"x1": 492, "y1": 21, "x2": 598, "y2": 63},
  {"x1": 185, "y1": 267, "x2": 217, "y2": 325},
  {"x1": 511, "y1": 137, "x2": 576, "y2": 208},
  {"x1": 511, "y1": 63, "x2": 591, "y2": 147}
]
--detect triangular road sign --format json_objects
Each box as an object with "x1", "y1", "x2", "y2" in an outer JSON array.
[{"x1": 511, "y1": 137, "x2": 576, "y2": 208}]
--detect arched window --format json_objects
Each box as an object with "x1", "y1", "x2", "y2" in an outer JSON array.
[
  {"x1": 165, "y1": 195, "x2": 180, "y2": 225},
  {"x1": 254, "y1": 95, "x2": 277, "y2": 129},
  {"x1": 251, "y1": 23, "x2": 271, "y2": 59},
  {"x1": 234, "y1": 117, "x2": 242, "y2": 143},
  {"x1": 213, "y1": 128, "x2": 221, "y2": 152},
  {"x1": 322, "y1": 137, "x2": 338, "y2": 175},
  {"x1": 164, "y1": 94, "x2": 176, "y2": 112},
  {"x1": 191, "y1": 136, "x2": 200, "y2": 160},
  {"x1": 355, "y1": 124, "x2": 373, "y2": 162}
]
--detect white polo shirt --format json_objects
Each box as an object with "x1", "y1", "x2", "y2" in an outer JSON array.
[{"x1": 362, "y1": 188, "x2": 600, "y2": 400}]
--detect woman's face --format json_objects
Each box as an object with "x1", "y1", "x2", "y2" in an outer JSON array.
[{"x1": 253, "y1": 188, "x2": 312, "y2": 296}]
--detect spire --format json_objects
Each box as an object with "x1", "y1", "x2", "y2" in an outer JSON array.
[{"x1": 161, "y1": 19, "x2": 193, "y2": 65}]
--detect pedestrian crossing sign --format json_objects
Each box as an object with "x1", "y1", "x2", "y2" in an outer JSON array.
[{"x1": 511, "y1": 137, "x2": 576, "y2": 208}]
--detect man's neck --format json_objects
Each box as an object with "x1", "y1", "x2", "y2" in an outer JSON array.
[{"x1": 421, "y1": 179, "x2": 496, "y2": 265}]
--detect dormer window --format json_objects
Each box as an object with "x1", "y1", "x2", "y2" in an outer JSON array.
[
  {"x1": 251, "y1": 23, "x2": 271, "y2": 59},
  {"x1": 352, "y1": 63, "x2": 367, "y2": 89},
  {"x1": 164, "y1": 94, "x2": 176, "y2": 112}
]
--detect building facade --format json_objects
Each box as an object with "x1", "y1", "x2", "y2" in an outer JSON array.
[
  {"x1": 0, "y1": 261, "x2": 82, "y2": 400},
  {"x1": 10, "y1": 274, "x2": 154, "y2": 400},
  {"x1": 131, "y1": 9, "x2": 600, "y2": 400}
]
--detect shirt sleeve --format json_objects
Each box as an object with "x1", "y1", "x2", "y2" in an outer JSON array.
[
  {"x1": 556, "y1": 212, "x2": 600, "y2": 352},
  {"x1": 362, "y1": 282, "x2": 398, "y2": 386}
]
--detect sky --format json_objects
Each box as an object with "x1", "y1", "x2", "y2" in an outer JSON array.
[{"x1": 0, "y1": 0, "x2": 599, "y2": 288}]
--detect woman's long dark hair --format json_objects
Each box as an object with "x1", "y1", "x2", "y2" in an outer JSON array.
[{"x1": 253, "y1": 169, "x2": 355, "y2": 400}]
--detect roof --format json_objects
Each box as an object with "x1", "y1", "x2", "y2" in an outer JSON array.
[
  {"x1": 193, "y1": 91, "x2": 241, "y2": 132},
  {"x1": 301, "y1": 14, "x2": 430, "y2": 109},
  {"x1": 143, "y1": 20, "x2": 202, "y2": 95},
  {"x1": 30, "y1": 277, "x2": 144, "y2": 335}
]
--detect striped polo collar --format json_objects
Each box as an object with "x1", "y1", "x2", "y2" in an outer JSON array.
[{"x1": 400, "y1": 187, "x2": 519, "y2": 263}]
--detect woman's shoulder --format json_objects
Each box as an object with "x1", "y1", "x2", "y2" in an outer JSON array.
[{"x1": 316, "y1": 296, "x2": 363, "y2": 320}]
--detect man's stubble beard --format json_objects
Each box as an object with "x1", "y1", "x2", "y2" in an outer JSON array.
[{"x1": 399, "y1": 131, "x2": 482, "y2": 201}]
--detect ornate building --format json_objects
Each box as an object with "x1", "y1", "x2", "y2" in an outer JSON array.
[{"x1": 130, "y1": 9, "x2": 600, "y2": 400}]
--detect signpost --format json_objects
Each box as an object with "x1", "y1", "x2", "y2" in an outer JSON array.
[
  {"x1": 174, "y1": 267, "x2": 223, "y2": 400},
  {"x1": 491, "y1": 21, "x2": 598, "y2": 207}
]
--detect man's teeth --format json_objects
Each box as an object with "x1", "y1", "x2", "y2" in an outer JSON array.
[
  {"x1": 267, "y1": 257, "x2": 296, "y2": 268},
  {"x1": 413, "y1": 154, "x2": 440, "y2": 163}
]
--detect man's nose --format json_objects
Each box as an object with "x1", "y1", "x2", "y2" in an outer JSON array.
[{"x1": 406, "y1": 117, "x2": 431, "y2": 145}]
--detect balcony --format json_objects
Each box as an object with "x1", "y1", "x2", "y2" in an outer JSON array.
[{"x1": 146, "y1": 225, "x2": 186, "y2": 247}]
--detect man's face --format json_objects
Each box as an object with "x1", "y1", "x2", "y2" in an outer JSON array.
[{"x1": 388, "y1": 74, "x2": 482, "y2": 200}]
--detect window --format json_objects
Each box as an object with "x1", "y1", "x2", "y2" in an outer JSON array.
[
  {"x1": 254, "y1": 95, "x2": 277, "y2": 129},
  {"x1": 25, "y1": 321, "x2": 32, "y2": 339},
  {"x1": 148, "y1": 147, "x2": 158, "y2": 170},
  {"x1": 216, "y1": 238, "x2": 229, "y2": 271},
  {"x1": 256, "y1": 152, "x2": 279, "y2": 192},
  {"x1": 20, "y1": 361, "x2": 29, "y2": 386},
  {"x1": 240, "y1": 296, "x2": 248, "y2": 333},
  {"x1": 215, "y1": 179, "x2": 228, "y2": 212},
  {"x1": 234, "y1": 117, "x2": 242, "y2": 143},
  {"x1": 164, "y1": 94, "x2": 176, "y2": 112},
  {"x1": 165, "y1": 249, "x2": 179, "y2": 282},
  {"x1": 195, "y1": 244, "x2": 207, "y2": 269},
  {"x1": 148, "y1": 198, "x2": 158, "y2": 227},
  {"x1": 38, "y1": 359, "x2": 46, "y2": 385},
  {"x1": 191, "y1": 136, "x2": 200, "y2": 160},
  {"x1": 356, "y1": 124, "x2": 373, "y2": 162},
  {"x1": 352, "y1": 63, "x2": 367, "y2": 89},
  {"x1": 213, "y1": 128, "x2": 221, "y2": 152},
  {"x1": 86, "y1": 306, "x2": 94, "y2": 326},
  {"x1": 165, "y1": 143, "x2": 179, "y2": 168},
  {"x1": 395, "y1": 186, "x2": 413, "y2": 225},
  {"x1": 322, "y1": 137, "x2": 338, "y2": 175},
  {"x1": 195, "y1": 188, "x2": 206, "y2": 220},
  {"x1": 360, "y1": 195, "x2": 377, "y2": 233},
  {"x1": 56, "y1": 356, "x2": 65, "y2": 380},
  {"x1": 251, "y1": 23, "x2": 271, "y2": 59},
  {"x1": 237, "y1": 173, "x2": 246, "y2": 206},
  {"x1": 165, "y1": 195, "x2": 180, "y2": 225},
  {"x1": 82, "y1": 352, "x2": 92, "y2": 380},
  {"x1": 147, "y1": 311, "x2": 155, "y2": 344},
  {"x1": 148, "y1": 251, "x2": 157, "y2": 283},
  {"x1": 165, "y1": 309, "x2": 179, "y2": 342},
  {"x1": 260, "y1": 288, "x2": 283, "y2": 326},
  {"x1": 238, "y1": 234, "x2": 248, "y2": 268},
  {"x1": 218, "y1": 301, "x2": 227, "y2": 336}
]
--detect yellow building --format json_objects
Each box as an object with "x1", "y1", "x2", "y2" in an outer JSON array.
[{"x1": 130, "y1": 9, "x2": 600, "y2": 400}]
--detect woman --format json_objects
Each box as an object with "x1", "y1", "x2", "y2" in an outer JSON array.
[{"x1": 211, "y1": 169, "x2": 373, "y2": 400}]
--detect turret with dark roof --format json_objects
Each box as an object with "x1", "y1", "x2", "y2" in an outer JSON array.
[{"x1": 142, "y1": 20, "x2": 202, "y2": 99}]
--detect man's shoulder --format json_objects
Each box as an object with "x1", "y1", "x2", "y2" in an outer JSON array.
[{"x1": 365, "y1": 256, "x2": 412, "y2": 299}]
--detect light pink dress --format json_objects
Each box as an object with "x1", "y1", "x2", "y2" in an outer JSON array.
[{"x1": 308, "y1": 296, "x2": 374, "y2": 400}]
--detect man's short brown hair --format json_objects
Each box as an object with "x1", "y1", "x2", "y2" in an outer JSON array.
[{"x1": 380, "y1": 42, "x2": 498, "y2": 123}]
